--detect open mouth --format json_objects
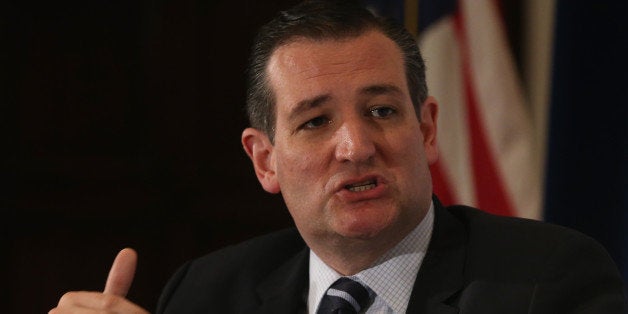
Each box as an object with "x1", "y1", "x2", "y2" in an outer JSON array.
[{"x1": 345, "y1": 179, "x2": 377, "y2": 192}]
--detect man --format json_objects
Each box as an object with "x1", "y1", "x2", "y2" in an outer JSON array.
[{"x1": 51, "y1": 1, "x2": 627, "y2": 313}]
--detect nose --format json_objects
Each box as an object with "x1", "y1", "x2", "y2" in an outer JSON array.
[{"x1": 334, "y1": 119, "x2": 376, "y2": 163}]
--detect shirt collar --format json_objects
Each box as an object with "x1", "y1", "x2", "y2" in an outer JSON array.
[{"x1": 308, "y1": 201, "x2": 435, "y2": 313}]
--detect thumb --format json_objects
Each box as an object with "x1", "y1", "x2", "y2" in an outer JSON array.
[{"x1": 103, "y1": 247, "x2": 138, "y2": 296}]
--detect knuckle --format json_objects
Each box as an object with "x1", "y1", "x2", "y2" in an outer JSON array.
[
  {"x1": 58, "y1": 291, "x2": 77, "y2": 306},
  {"x1": 100, "y1": 293, "x2": 120, "y2": 309}
]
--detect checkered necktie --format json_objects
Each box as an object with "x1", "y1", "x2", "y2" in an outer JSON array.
[{"x1": 317, "y1": 277, "x2": 371, "y2": 314}]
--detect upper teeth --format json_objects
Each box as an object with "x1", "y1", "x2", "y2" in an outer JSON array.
[{"x1": 347, "y1": 181, "x2": 376, "y2": 192}]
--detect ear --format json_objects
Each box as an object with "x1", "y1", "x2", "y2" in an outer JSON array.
[
  {"x1": 419, "y1": 96, "x2": 439, "y2": 165},
  {"x1": 242, "y1": 128, "x2": 281, "y2": 194}
]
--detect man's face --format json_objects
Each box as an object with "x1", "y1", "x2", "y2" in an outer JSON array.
[{"x1": 243, "y1": 30, "x2": 438, "y2": 249}]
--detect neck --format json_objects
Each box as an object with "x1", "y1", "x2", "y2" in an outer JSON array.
[{"x1": 308, "y1": 221, "x2": 419, "y2": 275}]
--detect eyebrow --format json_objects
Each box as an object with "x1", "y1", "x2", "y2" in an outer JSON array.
[
  {"x1": 287, "y1": 84, "x2": 403, "y2": 122},
  {"x1": 288, "y1": 94, "x2": 331, "y2": 122},
  {"x1": 359, "y1": 84, "x2": 404, "y2": 97}
]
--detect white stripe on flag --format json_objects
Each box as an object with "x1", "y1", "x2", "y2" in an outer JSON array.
[
  {"x1": 461, "y1": 0, "x2": 541, "y2": 219},
  {"x1": 419, "y1": 0, "x2": 542, "y2": 219},
  {"x1": 420, "y1": 16, "x2": 476, "y2": 207}
]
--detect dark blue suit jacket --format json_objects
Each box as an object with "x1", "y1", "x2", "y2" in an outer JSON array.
[{"x1": 156, "y1": 199, "x2": 627, "y2": 313}]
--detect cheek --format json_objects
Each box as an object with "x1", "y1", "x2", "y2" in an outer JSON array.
[
  {"x1": 275, "y1": 147, "x2": 326, "y2": 199},
  {"x1": 389, "y1": 127, "x2": 425, "y2": 161},
  {"x1": 279, "y1": 152, "x2": 313, "y2": 177},
  {"x1": 392, "y1": 130, "x2": 430, "y2": 185},
  {"x1": 278, "y1": 143, "x2": 328, "y2": 177},
  {"x1": 275, "y1": 143, "x2": 333, "y2": 206},
  {"x1": 276, "y1": 153, "x2": 328, "y2": 232}
]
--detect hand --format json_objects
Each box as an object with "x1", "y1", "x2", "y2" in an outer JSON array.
[{"x1": 49, "y1": 248, "x2": 150, "y2": 314}]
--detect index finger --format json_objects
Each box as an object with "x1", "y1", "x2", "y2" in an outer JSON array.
[{"x1": 103, "y1": 248, "x2": 138, "y2": 296}]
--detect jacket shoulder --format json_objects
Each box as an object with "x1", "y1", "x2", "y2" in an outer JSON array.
[
  {"x1": 444, "y1": 205, "x2": 627, "y2": 313},
  {"x1": 447, "y1": 205, "x2": 585, "y2": 242},
  {"x1": 445, "y1": 204, "x2": 612, "y2": 269},
  {"x1": 156, "y1": 228, "x2": 306, "y2": 313},
  {"x1": 189, "y1": 227, "x2": 305, "y2": 273}
]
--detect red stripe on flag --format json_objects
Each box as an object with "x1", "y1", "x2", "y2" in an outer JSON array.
[
  {"x1": 430, "y1": 161, "x2": 456, "y2": 206},
  {"x1": 452, "y1": 8, "x2": 514, "y2": 216}
]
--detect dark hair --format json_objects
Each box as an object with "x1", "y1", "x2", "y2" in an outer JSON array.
[{"x1": 246, "y1": 0, "x2": 427, "y2": 141}]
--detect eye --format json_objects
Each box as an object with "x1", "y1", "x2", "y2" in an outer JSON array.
[
  {"x1": 370, "y1": 106, "x2": 396, "y2": 118},
  {"x1": 302, "y1": 116, "x2": 330, "y2": 129}
]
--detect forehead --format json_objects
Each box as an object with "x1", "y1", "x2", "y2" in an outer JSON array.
[{"x1": 266, "y1": 30, "x2": 407, "y2": 103}]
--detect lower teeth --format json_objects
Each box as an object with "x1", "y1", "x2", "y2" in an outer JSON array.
[{"x1": 349, "y1": 184, "x2": 376, "y2": 192}]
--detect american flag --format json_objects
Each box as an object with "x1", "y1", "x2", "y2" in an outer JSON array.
[
  {"x1": 365, "y1": 0, "x2": 628, "y2": 281},
  {"x1": 366, "y1": 0, "x2": 541, "y2": 219}
]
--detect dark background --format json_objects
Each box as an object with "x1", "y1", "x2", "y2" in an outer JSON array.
[
  {"x1": 3, "y1": 1, "x2": 302, "y2": 312},
  {"x1": 2, "y1": 1, "x2": 533, "y2": 313}
]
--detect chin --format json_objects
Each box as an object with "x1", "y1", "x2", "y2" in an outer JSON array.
[{"x1": 333, "y1": 216, "x2": 395, "y2": 240}]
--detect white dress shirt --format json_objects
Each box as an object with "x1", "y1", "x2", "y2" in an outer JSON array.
[{"x1": 308, "y1": 202, "x2": 435, "y2": 313}]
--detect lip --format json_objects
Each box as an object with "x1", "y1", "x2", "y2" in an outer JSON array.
[{"x1": 334, "y1": 174, "x2": 387, "y2": 202}]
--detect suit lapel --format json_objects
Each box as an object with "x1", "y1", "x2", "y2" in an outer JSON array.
[
  {"x1": 406, "y1": 198, "x2": 467, "y2": 314},
  {"x1": 256, "y1": 246, "x2": 310, "y2": 314}
]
